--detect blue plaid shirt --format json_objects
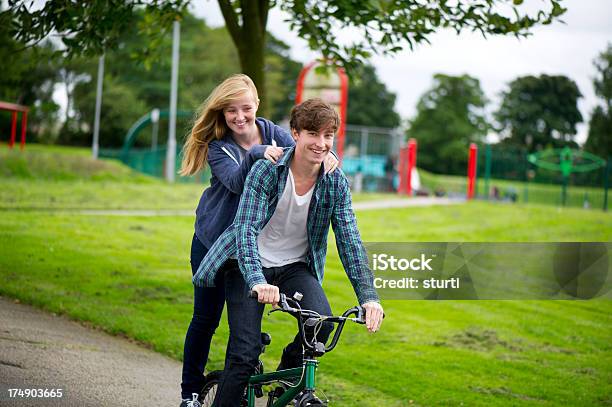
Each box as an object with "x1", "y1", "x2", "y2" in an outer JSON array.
[{"x1": 193, "y1": 147, "x2": 379, "y2": 305}]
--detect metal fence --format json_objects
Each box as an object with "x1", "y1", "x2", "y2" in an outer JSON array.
[
  {"x1": 102, "y1": 123, "x2": 403, "y2": 190},
  {"x1": 340, "y1": 124, "x2": 402, "y2": 192},
  {"x1": 100, "y1": 147, "x2": 211, "y2": 184},
  {"x1": 476, "y1": 145, "x2": 610, "y2": 210}
]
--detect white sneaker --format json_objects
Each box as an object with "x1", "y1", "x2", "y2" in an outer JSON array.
[{"x1": 179, "y1": 393, "x2": 202, "y2": 407}]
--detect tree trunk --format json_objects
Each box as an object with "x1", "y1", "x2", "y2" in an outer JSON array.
[
  {"x1": 237, "y1": 33, "x2": 267, "y2": 116},
  {"x1": 218, "y1": 0, "x2": 270, "y2": 117}
]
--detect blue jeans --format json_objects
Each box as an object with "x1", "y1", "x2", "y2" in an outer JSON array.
[
  {"x1": 213, "y1": 262, "x2": 333, "y2": 407},
  {"x1": 181, "y1": 234, "x2": 225, "y2": 399}
]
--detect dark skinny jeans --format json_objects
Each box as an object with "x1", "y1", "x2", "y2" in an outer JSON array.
[
  {"x1": 213, "y1": 262, "x2": 334, "y2": 407},
  {"x1": 180, "y1": 234, "x2": 225, "y2": 399}
]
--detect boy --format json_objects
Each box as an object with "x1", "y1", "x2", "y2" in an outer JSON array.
[{"x1": 193, "y1": 98, "x2": 384, "y2": 406}]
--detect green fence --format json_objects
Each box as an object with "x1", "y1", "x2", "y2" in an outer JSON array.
[
  {"x1": 100, "y1": 147, "x2": 210, "y2": 184},
  {"x1": 417, "y1": 145, "x2": 610, "y2": 211},
  {"x1": 476, "y1": 145, "x2": 610, "y2": 210}
]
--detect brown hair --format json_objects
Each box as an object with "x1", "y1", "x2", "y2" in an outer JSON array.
[
  {"x1": 289, "y1": 98, "x2": 339, "y2": 134},
  {"x1": 179, "y1": 74, "x2": 258, "y2": 176}
]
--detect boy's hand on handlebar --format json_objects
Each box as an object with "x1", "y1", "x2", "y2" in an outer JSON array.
[
  {"x1": 361, "y1": 301, "x2": 384, "y2": 333},
  {"x1": 251, "y1": 283, "x2": 280, "y2": 306}
]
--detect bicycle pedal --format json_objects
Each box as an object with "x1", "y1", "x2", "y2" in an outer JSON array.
[{"x1": 267, "y1": 387, "x2": 285, "y2": 407}]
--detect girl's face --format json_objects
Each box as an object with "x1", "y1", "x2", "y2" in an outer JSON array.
[{"x1": 223, "y1": 91, "x2": 258, "y2": 138}]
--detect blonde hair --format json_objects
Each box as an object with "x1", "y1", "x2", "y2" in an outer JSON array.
[{"x1": 179, "y1": 74, "x2": 259, "y2": 176}]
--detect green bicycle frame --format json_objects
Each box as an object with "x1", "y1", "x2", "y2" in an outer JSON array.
[{"x1": 246, "y1": 359, "x2": 319, "y2": 406}]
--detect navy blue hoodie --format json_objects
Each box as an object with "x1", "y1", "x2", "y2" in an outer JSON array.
[{"x1": 194, "y1": 117, "x2": 294, "y2": 249}]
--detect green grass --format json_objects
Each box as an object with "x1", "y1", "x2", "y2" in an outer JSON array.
[
  {"x1": 1, "y1": 143, "x2": 611, "y2": 406},
  {"x1": 0, "y1": 143, "x2": 155, "y2": 182},
  {"x1": 1, "y1": 203, "x2": 610, "y2": 406},
  {"x1": 0, "y1": 144, "x2": 396, "y2": 209}
]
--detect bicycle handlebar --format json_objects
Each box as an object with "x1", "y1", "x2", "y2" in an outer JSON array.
[{"x1": 248, "y1": 290, "x2": 366, "y2": 354}]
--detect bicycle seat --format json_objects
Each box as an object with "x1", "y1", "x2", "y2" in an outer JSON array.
[{"x1": 261, "y1": 332, "x2": 271, "y2": 346}]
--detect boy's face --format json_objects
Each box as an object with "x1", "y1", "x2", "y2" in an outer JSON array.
[{"x1": 291, "y1": 126, "x2": 335, "y2": 166}]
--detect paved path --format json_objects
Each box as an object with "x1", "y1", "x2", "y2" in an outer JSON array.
[
  {"x1": 0, "y1": 296, "x2": 182, "y2": 407},
  {"x1": 0, "y1": 297, "x2": 271, "y2": 407},
  {"x1": 34, "y1": 197, "x2": 460, "y2": 217}
]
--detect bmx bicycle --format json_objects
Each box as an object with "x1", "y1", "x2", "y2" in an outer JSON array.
[{"x1": 198, "y1": 291, "x2": 367, "y2": 406}]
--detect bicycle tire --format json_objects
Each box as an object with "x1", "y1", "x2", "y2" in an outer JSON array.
[{"x1": 199, "y1": 370, "x2": 223, "y2": 407}]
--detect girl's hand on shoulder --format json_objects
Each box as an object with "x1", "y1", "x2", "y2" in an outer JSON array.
[
  {"x1": 264, "y1": 146, "x2": 284, "y2": 163},
  {"x1": 324, "y1": 153, "x2": 339, "y2": 174}
]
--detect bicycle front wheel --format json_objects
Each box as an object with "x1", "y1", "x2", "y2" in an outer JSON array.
[{"x1": 199, "y1": 370, "x2": 222, "y2": 407}]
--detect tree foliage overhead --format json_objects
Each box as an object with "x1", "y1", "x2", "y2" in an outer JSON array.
[
  {"x1": 4, "y1": 1, "x2": 567, "y2": 116},
  {"x1": 409, "y1": 74, "x2": 488, "y2": 175},
  {"x1": 280, "y1": 0, "x2": 565, "y2": 66},
  {"x1": 585, "y1": 44, "x2": 612, "y2": 159},
  {"x1": 4, "y1": 0, "x2": 186, "y2": 63},
  {"x1": 495, "y1": 74, "x2": 583, "y2": 151},
  {"x1": 63, "y1": 12, "x2": 302, "y2": 147}
]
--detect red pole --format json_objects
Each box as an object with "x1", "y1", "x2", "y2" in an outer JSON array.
[
  {"x1": 20, "y1": 110, "x2": 28, "y2": 150},
  {"x1": 9, "y1": 110, "x2": 17, "y2": 149},
  {"x1": 407, "y1": 138, "x2": 417, "y2": 196},
  {"x1": 467, "y1": 143, "x2": 478, "y2": 200},
  {"x1": 336, "y1": 66, "x2": 348, "y2": 163}
]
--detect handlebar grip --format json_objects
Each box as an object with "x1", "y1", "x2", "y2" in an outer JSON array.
[
  {"x1": 248, "y1": 290, "x2": 258, "y2": 299},
  {"x1": 356, "y1": 306, "x2": 366, "y2": 324}
]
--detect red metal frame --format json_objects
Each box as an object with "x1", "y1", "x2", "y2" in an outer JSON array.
[
  {"x1": 295, "y1": 62, "x2": 348, "y2": 162},
  {"x1": 467, "y1": 143, "x2": 478, "y2": 199},
  {"x1": 0, "y1": 101, "x2": 29, "y2": 150}
]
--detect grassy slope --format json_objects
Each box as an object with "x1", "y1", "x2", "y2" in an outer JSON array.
[
  {"x1": 1, "y1": 145, "x2": 611, "y2": 406},
  {"x1": 0, "y1": 144, "x2": 394, "y2": 209}
]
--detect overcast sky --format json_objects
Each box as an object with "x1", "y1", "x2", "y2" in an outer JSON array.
[{"x1": 191, "y1": 0, "x2": 611, "y2": 144}]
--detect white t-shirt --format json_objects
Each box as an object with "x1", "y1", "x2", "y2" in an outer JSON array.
[{"x1": 257, "y1": 169, "x2": 314, "y2": 267}]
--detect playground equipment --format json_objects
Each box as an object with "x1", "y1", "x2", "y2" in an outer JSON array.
[
  {"x1": 341, "y1": 124, "x2": 403, "y2": 192},
  {"x1": 120, "y1": 108, "x2": 191, "y2": 160},
  {"x1": 99, "y1": 109, "x2": 204, "y2": 181},
  {"x1": 1, "y1": 101, "x2": 28, "y2": 150},
  {"x1": 528, "y1": 147, "x2": 607, "y2": 207},
  {"x1": 476, "y1": 144, "x2": 610, "y2": 211}
]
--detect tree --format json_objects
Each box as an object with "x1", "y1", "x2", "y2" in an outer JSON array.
[
  {"x1": 265, "y1": 36, "x2": 303, "y2": 124},
  {"x1": 66, "y1": 76, "x2": 148, "y2": 147},
  {"x1": 495, "y1": 75, "x2": 583, "y2": 151},
  {"x1": 0, "y1": 18, "x2": 60, "y2": 142},
  {"x1": 347, "y1": 64, "x2": 400, "y2": 128},
  {"x1": 5, "y1": 1, "x2": 566, "y2": 116},
  {"x1": 59, "y1": 11, "x2": 302, "y2": 147},
  {"x1": 585, "y1": 106, "x2": 612, "y2": 159},
  {"x1": 585, "y1": 44, "x2": 612, "y2": 159},
  {"x1": 409, "y1": 74, "x2": 488, "y2": 175}
]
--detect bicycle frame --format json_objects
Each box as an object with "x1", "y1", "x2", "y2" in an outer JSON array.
[
  {"x1": 246, "y1": 359, "x2": 318, "y2": 406},
  {"x1": 241, "y1": 292, "x2": 367, "y2": 406}
]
